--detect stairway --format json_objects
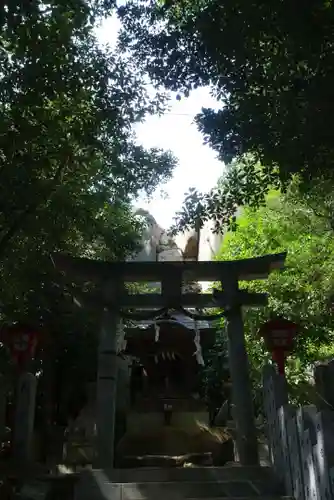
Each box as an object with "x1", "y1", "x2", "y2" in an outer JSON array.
[{"x1": 74, "y1": 465, "x2": 292, "y2": 500}]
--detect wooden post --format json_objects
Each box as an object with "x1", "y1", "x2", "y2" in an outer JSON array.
[
  {"x1": 12, "y1": 372, "x2": 37, "y2": 462},
  {"x1": 0, "y1": 375, "x2": 6, "y2": 440},
  {"x1": 314, "y1": 361, "x2": 334, "y2": 411},
  {"x1": 224, "y1": 277, "x2": 259, "y2": 465},
  {"x1": 95, "y1": 281, "x2": 121, "y2": 469}
]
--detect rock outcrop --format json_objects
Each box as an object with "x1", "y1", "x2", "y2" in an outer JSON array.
[{"x1": 133, "y1": 209, "x2": 223, "y2": 264}]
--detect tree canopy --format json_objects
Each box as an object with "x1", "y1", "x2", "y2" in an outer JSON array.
[
  {"x1": 0, "y1": 1, "x2": 179, "y2": 416},
  {"x1": 215, "y1": 185, "x2": 334, "y2": 404},
  {"x1": 0, "y1": 1, "x2": 177, "y2": 326},
  {"x1": 118, "y1": 0, "x2": 334, "y2": 231},
  {"x1": 170, "y1": 156, "x2": 279, "y2": 233}
]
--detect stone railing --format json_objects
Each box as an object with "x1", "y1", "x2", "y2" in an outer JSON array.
[{"x1": 263, "y1": 363, "x2": 334, "y2": 500}]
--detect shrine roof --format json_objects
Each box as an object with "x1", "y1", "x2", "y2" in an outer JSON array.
[
  {"x1": 128, "y1": 312, "x2": 211, "y2": 331},
  {"x1": 52, "y1": 252, "x2": 286, "y2": 283},
  {"x1": 125, "y1": 324, "x2": 216, "y2": 349}
]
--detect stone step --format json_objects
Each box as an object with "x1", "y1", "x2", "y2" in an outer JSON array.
[
  {"x1": 74, "y1": 469, "x2": 286, "y2": 500},
  {"x1": 107, "y1": 465, "x2": 280, "y2": 484}
]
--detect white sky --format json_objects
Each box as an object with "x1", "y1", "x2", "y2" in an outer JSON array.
[{"x1": 96, "y1": 15, "x2": 224, "y2": 229}]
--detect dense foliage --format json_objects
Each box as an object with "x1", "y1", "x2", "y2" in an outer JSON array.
[
  {"x1": 170, "y1": 156, "x2": 278, "y2": 233},
  {"x1": 118, "y1": 0, "x2": 334, "y2": 231},
  {"x1": 0, "y1": 1, "x2": 177, "y2": 432},
  {"x1": 215, "y1": 186, "x2": 334, "y2": 405},
  {"x1": 0, "y1": 1, "x2": 176, "y2": 325}
]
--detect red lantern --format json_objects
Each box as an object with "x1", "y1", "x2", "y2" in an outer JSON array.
[
  {"x1": 259, "y1": 318, "x2": 298, "y2": 376},
  {"x1": 0, "y1": 323, "x2": 39, "y2": 370}
]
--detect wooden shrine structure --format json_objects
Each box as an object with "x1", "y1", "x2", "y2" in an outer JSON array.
[
  {"x1": 117, "y1": 314, "x2": 217, "y2": 457},
  {"x1": 53, "y1": 251, "x2": 286, "y2": 469},
  {"x1": 126, "y1": 315, "x2": 215, "y2": 406}
]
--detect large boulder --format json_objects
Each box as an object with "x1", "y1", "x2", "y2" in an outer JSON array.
[{"x1": 115, "y1": 424, "x2": 234, "y2": 465}]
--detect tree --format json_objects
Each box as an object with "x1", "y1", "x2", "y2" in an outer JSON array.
[
  {"x1": 170, "y1": 156, "x2": 279, "y2": 234},
  {"x1": 215, "y1": 186, "x2": 334, "y2": 405},
  {"x1": 118, "y1": 0, "x2": 334, "y2": 230},
  {"x1": 0, "y1": 0, "x2": 177, "y2": 319},
  {"x1": 0, "y1": 0, "x2": 176, "y2": 256},
  {"x1": 0, "y1": 1, "x2": 177, "y2": 441}
]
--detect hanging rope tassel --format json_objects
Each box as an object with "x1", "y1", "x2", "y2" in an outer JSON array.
[
  {"x1": 116, "y1": 318, "x2": 127, "y2": 353},
  {"x1": 193, "y1": 320, "x2": 205, "y2": 366},
  {"x1": 155, "y1": 321, "x2": 160, "y2": 342}
]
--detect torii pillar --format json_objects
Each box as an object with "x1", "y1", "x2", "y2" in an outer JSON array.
[
  {"x1": 95, "y1": 284, "x2": 121, "y2": 469},
  {"x1": 222, "y1": 276, "x2": 259, "y2": 464}
]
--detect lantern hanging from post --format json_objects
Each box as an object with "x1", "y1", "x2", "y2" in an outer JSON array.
[
  {"x1": 0, "y1": 323, "x2": 39, "y2": 370},
  {"x1": 259, "y1": 318, "x2": 298, "y2": 375}
]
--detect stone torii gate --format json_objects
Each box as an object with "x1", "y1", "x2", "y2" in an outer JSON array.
[{"x1": 53, "y1": 251, "x2": 286, "y2": 468}]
